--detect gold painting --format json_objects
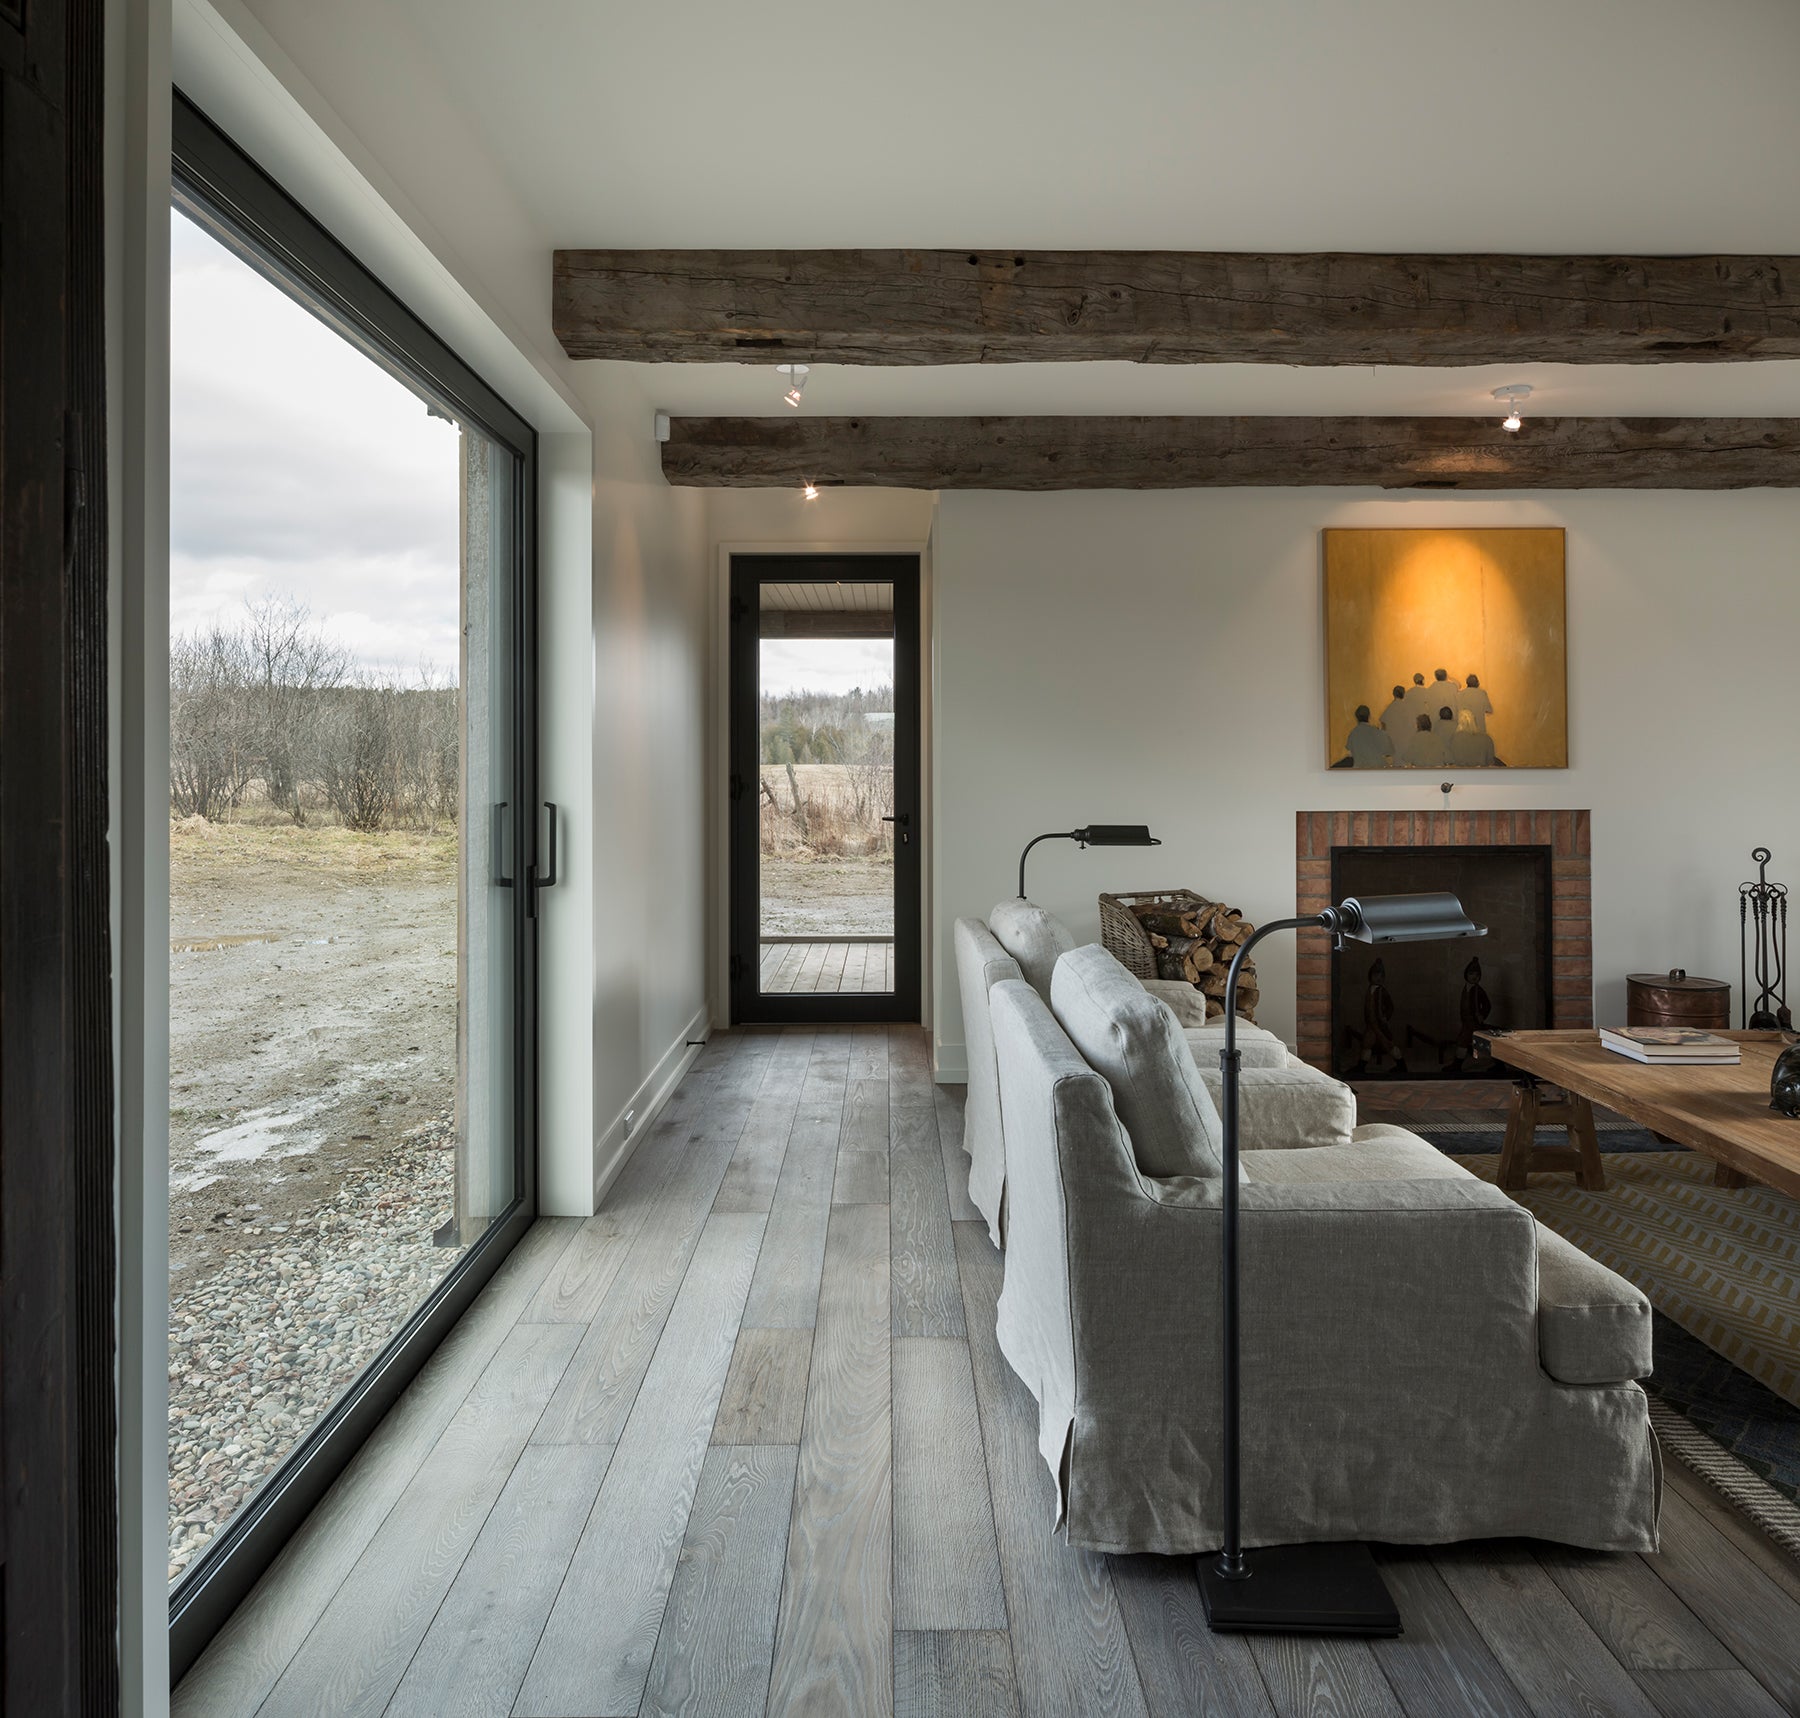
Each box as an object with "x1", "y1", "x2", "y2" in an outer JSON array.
[{"x1": 1323, "y1": 527, "x2": 1567, "y2": 771}]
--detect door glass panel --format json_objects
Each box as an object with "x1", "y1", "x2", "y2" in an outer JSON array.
[
  {"x1": 167, "y1": 204, "x2": 518, "y2": 1583},
  {"x1": 757, "y1": 580, "x2": 895, "y2": 995}
]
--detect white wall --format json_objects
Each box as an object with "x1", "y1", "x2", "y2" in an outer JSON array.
[{"x1": 931, "y1": 489, "x2": 1800, "y2": 1076}]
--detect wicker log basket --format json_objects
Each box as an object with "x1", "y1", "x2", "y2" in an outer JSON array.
[{"x1": 1098, "y1": 888, "x2": 1260, "y2": 1023}]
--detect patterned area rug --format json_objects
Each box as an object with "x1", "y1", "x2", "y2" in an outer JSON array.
[{"x1": 1413, "y1": 1125, "x2": 1800, "y2": 1525}]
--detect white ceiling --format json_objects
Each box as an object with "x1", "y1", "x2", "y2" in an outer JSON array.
[{"x1": 385, "y1": 0, "x2": 1800, "y2": 418}]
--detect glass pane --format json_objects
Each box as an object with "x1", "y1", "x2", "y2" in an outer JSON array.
[
  {"x1": 167, "y1": 205, "x2": 517, "y2": 1583},
  {"x1": 757, "y1": 581, "x2": 895, "y2": 995}
]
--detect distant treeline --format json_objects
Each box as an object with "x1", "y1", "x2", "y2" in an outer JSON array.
[
  {"x1": 171, "y1": 596, "x2": 456, "y2": 833},
  {"x1": 759, "y1": 684, "x2": 894, "y2": 766}
]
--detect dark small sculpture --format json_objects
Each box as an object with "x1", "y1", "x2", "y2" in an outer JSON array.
[{"x1": 1773, "y1": 1036, "x2": 1800, "y2": 1119}]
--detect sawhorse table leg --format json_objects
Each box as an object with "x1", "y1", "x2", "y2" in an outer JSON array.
[{"x1": 1497, "y1": 1075, "x2": 1607, "y2": 1191}]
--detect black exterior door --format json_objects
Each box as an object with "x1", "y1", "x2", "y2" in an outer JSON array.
[{"x1": 729, "y1": 554, "x2": 921, "y2": 1024}]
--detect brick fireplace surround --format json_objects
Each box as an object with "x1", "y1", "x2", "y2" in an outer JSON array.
[{"x1": 1294, "y1": 809, "x2": 1594, "y2": 1074}]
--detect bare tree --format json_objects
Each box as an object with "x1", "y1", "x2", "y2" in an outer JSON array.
[
  {"x1": 241, "y1": 594, "x2": 349, "y2": 824},
  {"x1": 316, "y1": 677, "x2": 404, "y2": 832},
  {"x1": 170, "y1": 623, "x2": 255, "y2": 818}
]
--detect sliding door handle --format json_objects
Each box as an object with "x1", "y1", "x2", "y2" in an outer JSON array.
[
  {"x1": 492, "y1": 802, "x2": 514, "y2": 886},
  {"x1": 534, "y1": 802, "x2": 558, "y2": 890}
]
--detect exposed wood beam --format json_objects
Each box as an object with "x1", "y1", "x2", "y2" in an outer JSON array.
[
  {"x1": 662, "y1": 416, "x2": 1800, "y2": 490},
  {"x1": 555, "y1": 250, "x2": 1800, "y2": 365}
]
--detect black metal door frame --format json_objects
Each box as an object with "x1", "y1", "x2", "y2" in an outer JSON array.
[{"x1": 729, "y1": 553, "x2": 921, "y2": 1024}]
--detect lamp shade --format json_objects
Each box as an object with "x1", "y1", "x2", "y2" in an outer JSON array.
[
  {"x1": 1074, "y1": 824, "x2": 1160, "y2": 847},
  {"x1": 1336, "y1": 892, "x2": 1486, "y2": 944}
]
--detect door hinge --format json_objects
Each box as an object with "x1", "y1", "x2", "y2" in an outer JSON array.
[
  {"x1": 729, "y1": 953, "x2": 745, "y2": 983},
  {"x1": 729, "y1": 596, "x2": 750, "y2": 622},
  {"x1": 729, "y1": 772, "x2": 745, "y2": 803}
]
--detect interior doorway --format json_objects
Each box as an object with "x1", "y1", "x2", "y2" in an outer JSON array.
[{"x1": 729, "y1": 554, "x2": 921, "y2": 1023}]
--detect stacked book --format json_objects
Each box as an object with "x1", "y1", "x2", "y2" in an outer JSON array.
[{"x1": 1599, "y1": 1026, "x2": 1741, "y2": 1065}]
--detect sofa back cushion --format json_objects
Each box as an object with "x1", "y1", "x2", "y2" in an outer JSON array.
[
  {"x1": 987, "y1": 898, "x2": 1077, "y2": 1001},
  {"x1": 1049, "y1": 943, "x2": 1225, "y2": 1179}
]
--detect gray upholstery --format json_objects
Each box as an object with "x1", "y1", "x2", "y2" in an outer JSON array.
[
  {"x1": 951, "y1": 905, "x2": 1355, "y2": 1244},
  {"x1": 987, "y1": 898, "x2": 1076, "y2": 999},
  {"x1": 989, "y1": 977, "x2": 1661, "y2": 1557},
  {"x1": 1197, "y1": 1060, "x2": 1357, "y2": 1151},
  {"x1": 953, "y1": 917, "x2": 1022, "y2": 1246},
  {"x1": 1050, "y1": 944, "x2": 1224, "y2": 1178},
  {"x1": 1536, "y1": 1223, "x2": 1654, "y2": 1385},
  {"x1": 1142, "y1": 978, "x2": 1211, "y2": 1026}
]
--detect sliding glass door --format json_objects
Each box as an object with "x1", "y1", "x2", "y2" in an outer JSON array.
[{"x1": 167, "y1": 96, "x2": 539, "y2": 1676}]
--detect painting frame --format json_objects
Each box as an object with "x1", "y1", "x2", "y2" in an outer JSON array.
[{"x1": 1322, "y1": 526, "x2": 1569, "y2": 773}]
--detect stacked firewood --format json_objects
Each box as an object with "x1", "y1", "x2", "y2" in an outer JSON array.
[{"x1": 1132, "y1": 898, "x2": 1259, "y2": 1022}]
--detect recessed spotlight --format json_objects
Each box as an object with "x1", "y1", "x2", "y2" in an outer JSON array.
[
  {"x1": 801, "y1": 481, "x2": 820, "y2": 501},
  {"x1": 777, "y1": 363, "x2": 810, "y2": 409},
  {"x1": 1492, "y1": 384, "x2": 1532, "y2": 432}
]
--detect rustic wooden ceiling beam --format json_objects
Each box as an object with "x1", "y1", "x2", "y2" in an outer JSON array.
[
  {"x1": 555, "y1": 250, "x2": 1800, "y2": 365},
  {"x1": 661, "y1": 416, "x2": 1800, "y2": 490}
]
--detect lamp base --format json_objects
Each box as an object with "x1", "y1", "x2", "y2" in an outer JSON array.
[{"x1": 1198, "y1": 1541, "x2": 1402, "y2": 1637}]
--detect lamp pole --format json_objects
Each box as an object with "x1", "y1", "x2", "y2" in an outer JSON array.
[{"x1": 1201, "y1": 892, "x2": 1484, "y2": 1635}]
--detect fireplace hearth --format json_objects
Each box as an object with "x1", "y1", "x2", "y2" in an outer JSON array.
[{"x1": 1295, "y1": 811, "x2": 1593, "y2": 1078}]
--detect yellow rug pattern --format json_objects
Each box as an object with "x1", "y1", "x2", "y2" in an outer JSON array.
[{"x1": 1452, "y1": 1150, "x2": 1800, "y2": 1411}]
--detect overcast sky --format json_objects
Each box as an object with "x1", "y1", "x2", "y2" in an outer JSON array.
[
  {"x1": 760, "y1": 638, "x2": 894, "y2": 701},
  {"x1": 169, "y1": 209, "x2": 462, "y2": 681}
]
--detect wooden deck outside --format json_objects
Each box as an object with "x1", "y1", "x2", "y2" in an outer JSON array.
[
  {"x1": 761, "y1": 938, "x2": 895, "y2": 994},
  {"x1": 175, "y1": 1026, "x2": 1800, "y2": 1718}
]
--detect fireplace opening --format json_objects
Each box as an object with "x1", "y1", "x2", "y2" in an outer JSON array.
[{"x1": 1330, "y1": 845, "x2": 1551, "y2": 1080}]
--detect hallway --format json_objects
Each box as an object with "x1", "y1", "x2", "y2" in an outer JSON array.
[{"x1": 174, "y1": 1027, "x2": 1800, "y2": 1718}]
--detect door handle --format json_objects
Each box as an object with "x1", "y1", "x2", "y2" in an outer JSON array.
[
  {"x1": 534, "y1": 802, "x2": 558, "y2": 889},
  {"x1": 882, "y1": 812, "x2": 911, "y2": 845},
  {"x1": 492, "y1": 802, "x2": 513, "y2": 887}
]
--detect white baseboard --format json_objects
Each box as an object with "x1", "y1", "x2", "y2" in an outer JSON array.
[
  {"x1": 591, "y1": 1005, "x2": 711, "y2": 1208},
  {"x1": 934, "y1": 1039, "x2": 968, "y2": 1083}
]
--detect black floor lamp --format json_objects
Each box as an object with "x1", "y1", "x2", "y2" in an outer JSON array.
[
  {"x1": 1198, "y1": 890, "x2": 1486, "y2": 1636},
  {"x1": 1017, "y1": 825, "x2": 1160, "y2": 899}
]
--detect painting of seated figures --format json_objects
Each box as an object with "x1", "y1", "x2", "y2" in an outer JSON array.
[{"x1": 1324, "y1": 526, "x2": 1568, "y2": 771}]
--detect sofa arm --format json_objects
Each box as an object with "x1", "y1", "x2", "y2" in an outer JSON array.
[
  {"x1": 1194, "y1": 1062, "x2": 1356, "y2": 1149},
  {"x1": 1183, "y1": 1025, "x2": 1289, "y2": 1071},
  {"x1": 1535, "y1": 1223, "x2": 1652, "y2": 1383},
  {"x1": 1140, "y1": 977, "x2": 1210, "y2": 1027}
]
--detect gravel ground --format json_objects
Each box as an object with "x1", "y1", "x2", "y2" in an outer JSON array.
[
  {"x1": 167, "y1": 817, "x2": 461, "y2": 1583},
  {"x1": 166, "y1": 1113, "x2": 457, "y2": 1581}
]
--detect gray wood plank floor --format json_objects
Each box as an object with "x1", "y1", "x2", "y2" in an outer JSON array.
[{"x1": 175, "y1": 1025, "x2": 1800, "y2": 1718}]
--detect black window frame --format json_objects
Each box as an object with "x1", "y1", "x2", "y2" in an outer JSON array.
[{"x1": 167, "y1": 91, "x2": 540, "y2": 1683}]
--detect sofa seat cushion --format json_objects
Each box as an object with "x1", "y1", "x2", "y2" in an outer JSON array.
[
  {"x1": 1141, "y1": 978, "x2": 1211, "y2": 1027},
  {"x1": 1050, "y1": 944, "x2": 1224, "y2": 1179},
  {"x1": 1535, "y1": 1224, "x2": 1653, "y2": 1384},
  {"x1": 988, "y1": 898, "x2": 1078, "y2": 1001},
  {"x1": 1194, "y1": 1062, "x2": 1357, "y2": 1150},
  {"x1": 1241, "y1": 1127, "x2": 1472, "y2": 1185},
  {"x1": 1181, "y1": 1022, "x2": 1290, "y2": 1071}
]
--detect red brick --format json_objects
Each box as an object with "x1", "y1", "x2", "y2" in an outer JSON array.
[
  {"x1": 1352, "y1": 811, "x2": 1370, "y2": 848},
  {"x1": 1296, "y1": 955, "x2": 1331, "y2": 977},
  {"x1": 1311, "y1": 812, "x2": 1330, "y2": 856},
  {"x1": 1298, "y1": 858, "x2": 1331, "y2": 879},
  {"x1": 1297, "y1": 810, "x2": 1313, "y2": 857},
  {"x1": 1574, "y1": 810, "x2": 1591, "y2": 856},
  {"x1": 1551, "y1": 859, "x2": 1590, "y2": 879},
  {"x1": 1551, "y1": 937, "x2": 1592, "y2": 959}
]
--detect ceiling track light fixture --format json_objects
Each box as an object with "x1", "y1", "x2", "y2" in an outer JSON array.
[
  {"x1": 777, "y1": 362, "x2": 810, "y2": 409},
  {"x1": 1492, "y1": 383, "x2": 1532, "y2": 432}
]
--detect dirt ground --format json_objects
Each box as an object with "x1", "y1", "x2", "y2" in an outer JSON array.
[
  {"x1": 761, "y1": 853, "x2": 895, "y2": 936},
  {"x1": 166, "y1": 816, "x2": 464, "y2": 1579},
  {"x1": 168, "y1": 817, "x2": 460, "y2": 1290}
]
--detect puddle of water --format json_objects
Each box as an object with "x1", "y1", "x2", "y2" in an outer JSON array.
[
  {"x1": 192, "y1": 1097, "x2": 326, "y2": 1165},
  {"x1": 171, "y1": 932, "x2": 282, "y2": 953}
]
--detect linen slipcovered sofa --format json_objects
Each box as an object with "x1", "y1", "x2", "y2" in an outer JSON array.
[
  {"x1": 989, "y1": 942, "x2": 1661, "y2": 1556},
  {"x1": 954, "y1": 898, "x2": 1352, "y2": 1245}
]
